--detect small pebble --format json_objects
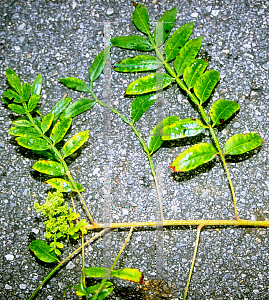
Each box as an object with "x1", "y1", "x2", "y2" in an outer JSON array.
[
  {"x1": 233, "y1": 122, "x2": 240, "y2": 128},
  {"x1": 17, "y1": 23, "x2": 25, "y2": 30},
  {"x1": 66, "y1": 262, "x2": 75, "y2": 270},
  {"x1": 5, "y1": 284, "x2": 12, "y2": 290},
  {"x1": 122, "y1": 208, "x2": 128, "y2": 215},
  {"x1": 32, "y1": 228, "x2": 39, "y2": 234},
  {"x1": 107, "y1": 8, "x2": 114, "y2": 15},
  {"x1": 191, "y1": 12, "x2": 198, "y2": 17},
  {"x1": 19, "y1": 284, "x2": 27, "y2": 289},
  {"x1": 211, "y1": 10, "x2": 219, "y2": 16},
  {"x1": 5, "y1": 254, "x2": 14, "y2": 261}
]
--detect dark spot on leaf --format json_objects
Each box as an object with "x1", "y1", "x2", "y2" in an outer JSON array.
[
  {"x1": 192, "y1": 118, "x2": 196, "y2": 121},
  {"x1": 165, "y1": 30, "x2": 169, "y2": 33},
  {"x1": 131, "y1": 0, "x2": 138, "y2": 7},
  {"x1": 220, "y1": 119, "x2": 224, "y2": 124}
]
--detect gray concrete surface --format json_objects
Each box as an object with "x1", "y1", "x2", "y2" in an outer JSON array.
[{"x1": 0, "y1": 0, "x2": 268, "y2": 299}]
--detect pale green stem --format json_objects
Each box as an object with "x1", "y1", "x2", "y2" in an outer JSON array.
[
  {"x1": 82, "y1": 232, "x2": 86, "y2": 286},
  {"x1": 183, "y1": 224, "x2": 203, "y2": 300},
  {"x1": 90, "y1": 91, "x2": 164, "y2": 221},
  {"x1": 28, "y1": 229, "x2": 108, "y2": 300}
]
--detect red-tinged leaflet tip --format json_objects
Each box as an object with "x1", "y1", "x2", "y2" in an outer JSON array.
[{"x1": 170, "y1": 165, "x2": 177, "y2": 172}]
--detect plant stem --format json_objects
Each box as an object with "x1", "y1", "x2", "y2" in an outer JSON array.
[
  {"x1": 28, "y1": 229, "x2": 109, "y2": 300},
  {"x1": 90, "y1": 91, "x2": 164, "y2": 222},
  {"x1": 183, "y1": 224, "x2": 203, "y2": 300},
  {"x1": 84, "y1": 219, "x2": 269, "y2": 230},
  {"x1": 22, "y1": 103, "x2": 95, "y2": 224},
  {"x1": 69, "y1": 192, "x2": 78, "y2": 224},
  {"x1": 82, "y1": 232, "x2": 86, "y2": 286},
  {"x1": 111, "y1": 225, "x2": 134, "y2": 269},
  {"x1": 92, "y1": 226, "x2": 135, "y2": 300}
]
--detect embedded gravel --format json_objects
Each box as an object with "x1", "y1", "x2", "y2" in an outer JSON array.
[{"x1": 0, "y1": 0, "x2": 268, "y2": 299}]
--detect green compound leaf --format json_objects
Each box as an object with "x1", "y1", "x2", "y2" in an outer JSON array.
[
  {"x1": 183, "y1": 59, "x2": 208, "y2": 89},
  {"x1": 194, "y1": 70, "x2": 220, "y2": 104},
  {"x1": 21, "y1": 82, "x2": 31, "y2": 101},
  {"x1": 50, "y1": 97, "x2": 72, "y2": 122},
  {"x1": 224, "y1": 133, "x2": 263, "y2": 155},
  {"x1": 171, "y1": 143, "x2": 218, "y2": 172},
  {"x1": 28, "y1": 94, "x2": 41, "y2": 112},
  {"x1": 130, "y1": 93, "x2": 157, "y2": 123},
  {"x1": 32, "y1": 74, "x2": 42, "y2": 95},
  {"x1": 110, "y1": 35, "x2": 154, "y2": 51},
  {"x1": 154, "y1": 7, "x2": 177, "y2": 47},
  {"x1": 62, "y1": 131, "x2": 89, "y2": 158},
  {"x1": 60, "y1": 99, "x2": 96, "y2": 119},
  {"x1": 29, "y1": 240, "x2": 58, "y2": 263},
  {"x1": 89, "y1": 47, "x2": 110, "y2": 83},
  {"x1": 8, "y1": 104, "x2": 26, "y2": 114},
  {"x1": 210, "y1": 99, "x2": 240, "y2": 126},
  {"x1": 161, "y1": 119, "x2": 207, "y2": 140},
  {"x1": 113, "y1": 55, "x2": 162, "y2": 73},
  {"x1": 41, "y1": 113, "x2": 54, "y2": 134},
  {"x1": 12, "y1": 119, "x2": 32, "y2": 127},
  {"x1": 132, "y1": 3, "x2": 150, "y2": 35},
  {"x1": 16, "y1": 137, "x2": 50, "y2": 150},
  {"x1": 59, "y1": 77, "x2": 90, "y2": 93},
  {"x1": 6, "y1": 68, "x2": 21, "y2": 93},
  {"x1": 147, "y1": 116, "x2": 179, "y2": 155},
  {"x1": 165, "y1": 22, "x2": 193, "y2": 62},
  {"x1": 125, "y1": 73, "x2": 175, "y2": 95},
  {"x1": 174, "y1": 37, "x2": 203, "y2": 76},
  {"x1": 3, "y1": 89, "x2": 22, "y2": 103},
  {"x1": 45, "y1": 178, "x2": 72, "y2": 192},
  {"x1": 33, "y1": 160, "x2": 65, "y2": 176},
  {"x1": 50, "y1": 117, "x2": 72, "y2": 145},
  {"x1": 111, "y1": 268, "x2": 144, "y2": 284},
  {"x1": 9, "y1": 126, "x2": 41, "y2": 138}
]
